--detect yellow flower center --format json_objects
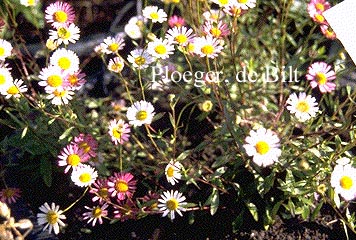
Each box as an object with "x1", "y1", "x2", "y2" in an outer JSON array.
[
  {"x1": 54, "y1": 11, "x2": 68, "y2": 23},
  {"x1": 98, "y1": 188, "x2": 109, "y2": 198},
  {"x1": 115, "y1": 180, "x2": 128, "y2": 193},
  {"x1": 340, "y1": 176, "x2": 353, "y2": 190},
  {"x1": 315, "y1": 14, "x2": 325, "y2": 23},
  {"x1": 218, "y1": 0, "x2": 229, "y2": 4},
  {"x1": 108, "y1": 43, "x2": 119, "y2": 52},
  {"x1": 187, "y1": 43, "x2": 195, "y2": 53},
  {"x1": 316, "y1": 72, "x2": 327, "y2": 85},
  {"x1": 110, "y1": 63, "x2": 123, "y2": 72},
  {"x1": 166, "y1": 199, "x2": 178, "y2": 210},
  {"x1": 255, "y1": 141, "x2": 270, "y2": 155},
  {"x1": 79, "y1": 142, "x2": 91, "y2": 153},
  {"x1": 53, "y1": 89, "x2": 66, "y2": 97},
  {"x1": 134, "y1": 56, "x2": 146, "y2": 66},
  {"x1": 47, "y1": 75, "x2": 63, "y2": 87},
  {"x1": 3, "y1": 188, "x2": 15, "y2": 198},
  {"x1": 201, "y1": 45, "x2": 214, "y2": 55},
  {"x1": 154, "y1": 45, "x2": 167, "y2": 55},
  {"x1": 57, "y1": 27, "x2": 71, "y2": 39},
  {"x1": 167, "y1": 166, "x2": 174, "y2": 177},
  {"x1": 58, "y1": 57, "x2": 71, "y2": 70},
  {"x1": 92, "y1": 207, "x2": 102, "y2": 218},
  {"x1": 67, "y1": 154, "x2": 81, "y2": 166},
  {"x1": 136, "y1": 110, "x2": 148, "y2": 121},
  {"x1": 150, "y1": 12, "x2": 159, "y2": 20},
  {"x1": 175, "y1": 34, "x2": 187, "y2": 44},
  {"x1": 0, "y1": 75, "x2": 6, "y2": 85},
  {"x1": 296, "y1": 100, "x2": 310, "y2": 113},
  {"x1": 68, "y1": 75, "x2": 78, "y2": 85},
  {"x1": 46, "y1": 211, "x2": 58, "y2": 225},
  {"x1": 0, "y1": 47, "x2": 5, "y2": 56},
  {"x1": 28, "y1": 0, "x2": 36, "y2": 6},
  {"x1": 315, "y1": 3, "x2": 325, "y2": 12},
  {"x1": 112, "y1": 127, "x2": 123, "y2": 139},
  {"x1": 201, "y1": 101, "x2": 213, "y2": 112},
  {"x1": 79, "y1": 173, "x2": 92, "y2": 183},
  {"x1": 210, "y1": 28, "x2": 222, "y2": 38},
  {"x1": 238, "y1": 0, "x2": 248, "y2": 3},
  {"x1": 7, "y1": 85, "x2": 19, "y2": 95}
]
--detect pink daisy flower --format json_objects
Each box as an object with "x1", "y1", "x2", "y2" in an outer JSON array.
[
  {"x1": 82, "y1": 203, "x2": 108, "y2": 227},
  {"x1": 108, "y1": 119, "x2": 131, "y2": 145},
  {"x1": 89, "y1": 178, "x2": 110, "y2": 204},
  {"x1": 306, "y1": 61, "x2": 336, "y2": 93},
  {"x1": 168, "y1": 15, "x2": 185, "y2": 28},
  {"x1": 113, "y1": 198, "x2": 137, "y2": 221},
  {"x1": 63, "y1": 70, "x2": 86, "y2": 90},
  {"x1": 58, "y1": 144, "x2": 90, "y2": 173},
  {"x1": 73, "y1": 133, "x2": 98, "y2": 158},
  {"x1": 107, "y1": 172, "x2": 137, "y2": 201},
  {"x1": 0, "y1": 187, "x2": 21, "y2": 204},
  {"x1": 203, "y1": 20, "x2": 230, "y2": 38},
  {"x1": 307, "y1": 0, "x2": 330, "y2": 24},
  {"x1": 320, "y1": 24, "x2": 336, "y2": 40},
  {"x1": 45, "y1": 1, "x2": 76, "y2": 29}
]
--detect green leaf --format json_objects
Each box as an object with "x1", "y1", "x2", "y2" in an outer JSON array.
[
  {"x1": 301, "y1": 205, "x2": 310, "y2": 220},
  {"x1": 232, "y1": 210, "x2": 244, "y2": 233},
  {"x1": 176, "y1": 150, "x2": 191, "y2": 162},
  {"x1": 247, "y1": 202, "x2": 258, "y2": 222},
  {"x1": 21, "y1": 126, "x2": 28, "y2": 139},
  {"x1": 311, "y1": 201, "x2": 323, "y2": 221},
  {"x1": 40, "y1": 158, "x2": 52, "y2": 187},
  {"x1": 59, "y1": 127, "x2": 74, "y2": 140},
  {"x1": 206, "y1": 188, "x2": 219, "y2": 216}
]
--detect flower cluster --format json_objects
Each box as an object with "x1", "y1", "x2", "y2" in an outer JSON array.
[
  {"x1": 1, "y1": 0, "x2": 356, "y2": 238},
  {"x1": 307, "y1": 0, "x2": 336, "y2": 39}
]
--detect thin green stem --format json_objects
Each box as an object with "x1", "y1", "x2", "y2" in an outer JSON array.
[{"x1": 62, "y1": 187, "x2": 89, "y2": 213}]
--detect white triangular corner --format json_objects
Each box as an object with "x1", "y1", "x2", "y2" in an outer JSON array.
[{"x1": 323, "y1": 0, "x2": 356, "y2": 65}]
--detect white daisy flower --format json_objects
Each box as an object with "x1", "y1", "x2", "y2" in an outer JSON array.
[
  {"x1": 126, "y1": 100, "x2": 155, "y2": 127},
  {"x1": 124, "y1": 23, "x2": 143, "y2": 40},
  {"x1": 231, "y1": 0, "x2": 257, "y2": 10},
  {"x1": 193, "y1": 35, "x2": 224, "y2": 59},
  {"x1": 108, "y1": 119, "x2": 131, "y2": 145},
  {"x1": 243, "y1": 127, "x2": 281, "y2": 167},
  {"x1": 331, "y1": 163, "x2": 356, "y2": 201},
  {"x1": 142, "y1": 6, "x2": 167, "y2": 23},
  {"x1": 108, "y1": 56, "x2": 125, "y2": 73},
  {"x1": 49, "y1": 23, "x2": 80, "y2": 46},
  {"x1": 166, "y1": 26, "x2": 195, "y2": 47},
  {"x1": 210, "y1": 0, "x2": 232, "y2": 8},
  {"x1": 46, "y1": 87, "x2": 74, "y2": 105},
  {"x1": 158, "y1": 190, "x2": 187, "y2": 220},
  {"x1": 82, "y1": 203, "x2": 109, "y2": 227},
  {"x1": 37, "y1": 202, "x2": 66, "y2": 235},
  {"x1": 50, "y1": 48, "x2": 80, "y2": 74},
  {"x1": 3, "y1": 79, "x2": 27, "y2": 99},
  {"x1": 71, "y1": 164, "x2": 98, "y2": 187},
  {"x1": 0, "y1": 66, "x2": 14, "y2": 94},
  {"x1": 286, "y1": 92, "x2": 319, "y2": 122},
  {"x1": 165, "y1": 160, "x2": 183, "y2": 185},
  {"x1": 20, "y1": 0, "x2": 39, "y2": 7},
  {"x1": 127, "y1": 48, "x2": 153, "y2": 69},
  {"x1": 202, "y1": 10, "x2": 225, "y2": 22},
  {"x1": 101, "y1": 36, "x2": 125, "y2": 55},
  {"x1": 38, "y1": 65, "x2": 65, "y2": 92},
  {"x1": 147, "y1": 38, "x2": 175, "y2": 60},
  {"x1": 0, "y1": 39, "x2": 13, "y2": 61}
]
